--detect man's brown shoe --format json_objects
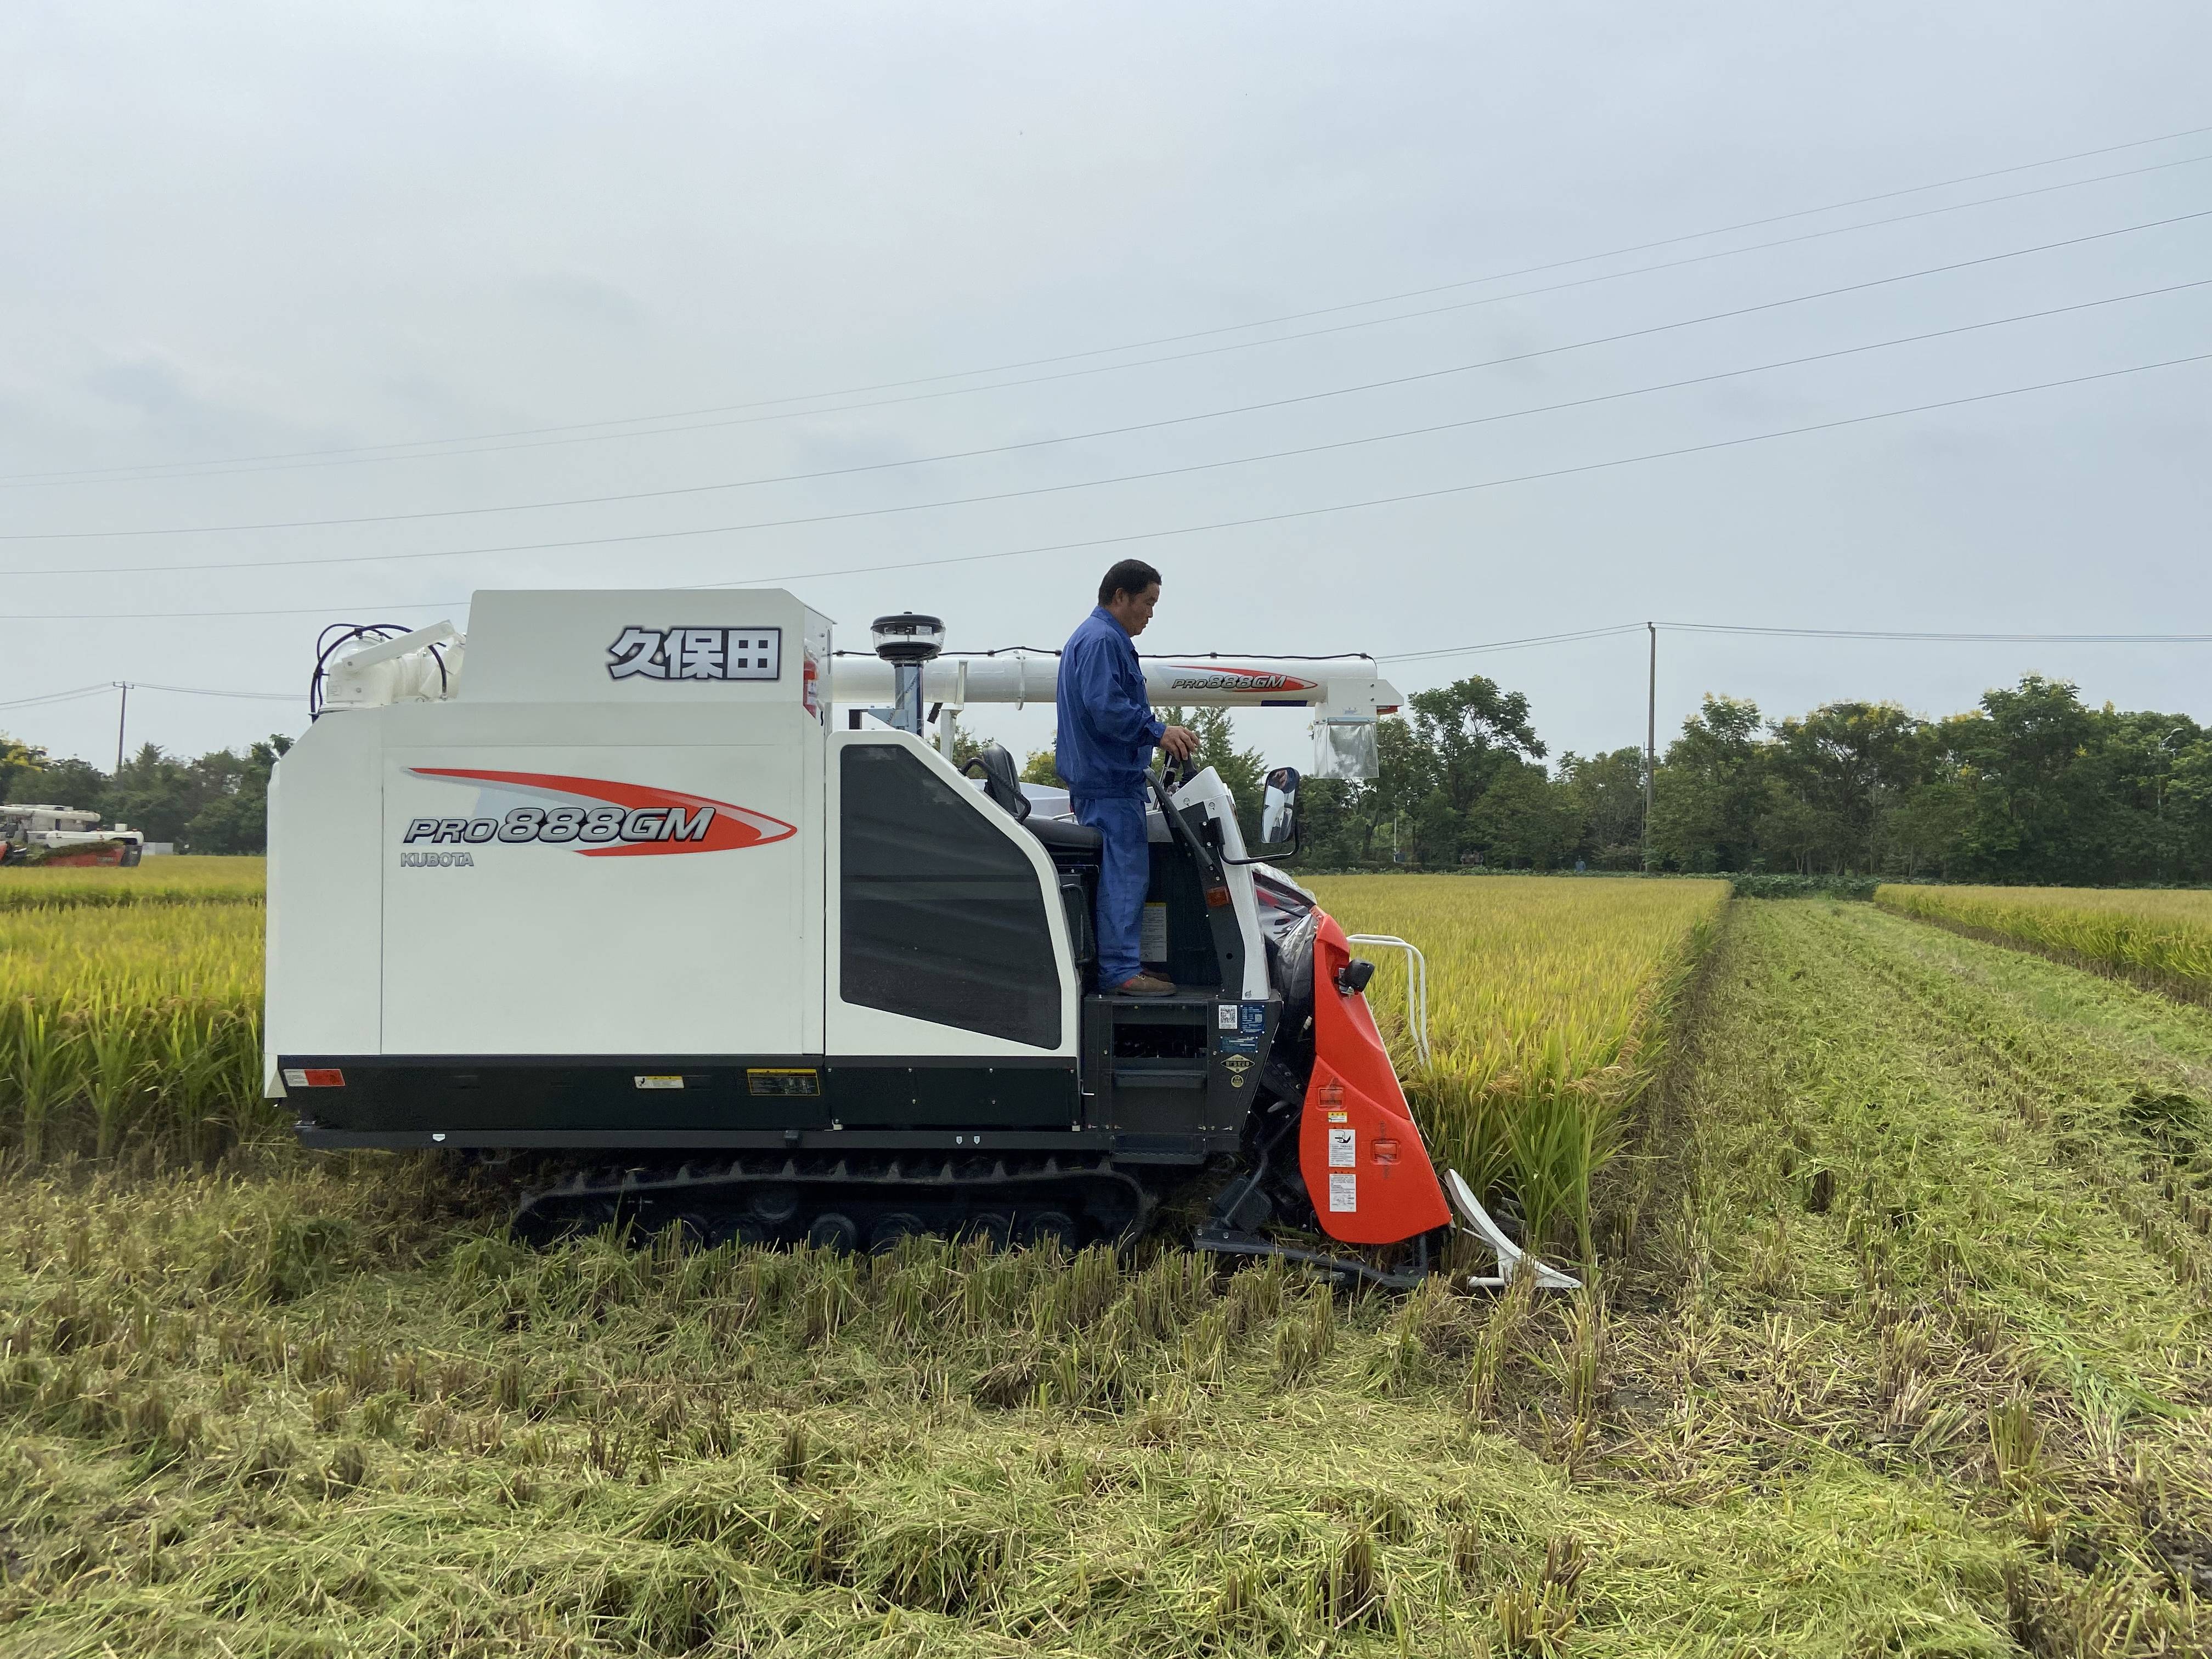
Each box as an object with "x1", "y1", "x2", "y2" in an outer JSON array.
[{"x1": 1114, "y1": 972, "x2": 1176, "y2": 997}]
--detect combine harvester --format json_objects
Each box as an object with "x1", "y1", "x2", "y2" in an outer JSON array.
[
  {"x1": 266, "y1": 591, "x2": 1573, "y2": 1289},
  {"x1": 0, "y1": 804, "x2": 144, "y2": 867}
]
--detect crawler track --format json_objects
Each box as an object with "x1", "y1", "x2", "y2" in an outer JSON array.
[{"x1": 508, "y1": 1149, "x2": 1156, "y2": 1253}]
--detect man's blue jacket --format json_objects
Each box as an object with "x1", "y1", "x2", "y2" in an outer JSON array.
[{"x1": 1054, "y1": 606, "x2": 1164, "y2": 797}]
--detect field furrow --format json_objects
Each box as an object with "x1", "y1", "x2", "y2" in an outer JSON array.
[
  {"x1": 1877, "y1": 883, "x2": 2212, "y2": 1003},
  {"x1": 1617, "y1": 899, "x2": 2212, "y2": 1651}
]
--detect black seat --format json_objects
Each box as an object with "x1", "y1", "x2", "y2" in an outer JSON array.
[
  {"x1": 961, "y1": 744, "x2": 1030, "y2": 821},
  {"x1": 1024, "y1": 815, "x2": 1103, "y2": 854}
]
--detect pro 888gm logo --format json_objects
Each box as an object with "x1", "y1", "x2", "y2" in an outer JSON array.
[
  {"x1": 398, "y1": 767, "x2": 796, "y2": 859},
  {"x1": 403, "y1": 803, "x2": 713, "y2": 848}
]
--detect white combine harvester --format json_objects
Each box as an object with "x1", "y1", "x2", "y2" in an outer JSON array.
[
  {"x1": 264, "y1": 589, "x2": 1571, "y2": 1288},
  {"x1": 0, "y1": 804, "x2": 144, "y2": 867}
]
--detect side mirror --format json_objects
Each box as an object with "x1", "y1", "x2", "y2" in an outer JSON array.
[{"x1": 1259, "y1": 766, "x2": 1300, "y2": 848}]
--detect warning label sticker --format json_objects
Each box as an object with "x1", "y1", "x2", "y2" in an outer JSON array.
[
  {"x1": 1328, "y1": 1127, "x2": 1356, "y2": 1168},
  {"x1": 1141, "y1": 902, "x2": 1169, "y2": 963},
  {"x1": 1328, "y1": 1173, "x2": 1357, "y2": 1212}
]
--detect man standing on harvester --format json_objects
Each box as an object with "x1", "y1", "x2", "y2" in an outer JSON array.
[{"x1": 1057, "y1": 560, "x2": 1200, "y2": 998}]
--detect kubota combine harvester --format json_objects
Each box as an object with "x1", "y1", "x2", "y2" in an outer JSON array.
[{"x1": 266, "y1": 590, "x2": 1572, "y2": 1289}]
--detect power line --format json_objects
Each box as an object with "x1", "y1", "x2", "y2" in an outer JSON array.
[
  {"x1": 0, "y1": 681, "x2": 299, "y2": 709},
  {"x1": 1379, "y1": 627, "x2": 1648, "y2": 662},
  {"x1": 5, "y1": 343, "x2": 2196, "y2": 624},
  {"x1": 1378, "y1": 623, "x2": 2212, "y2": 664},
  {"x1": 132, "y1": 682, "x2": 302, "y2": 701},
  {"x1": 0, "y1": 684, "x2": 116, "y2": 711},
  {"x1": 10, "y1": 264, "x2": 2208, "y2": 581},
  {"x1": 15, "y1": 620, "x2": 2208, "y2": 721},
  {"x1": 1667, "y1": 623, "x2": 2212, "y2": 643},
  {"x1": 9, "y1": 140, "x2": 2212, "y2": 490},
  {"x1": 16, "y1": 223, "x2": 2209, "y2": 548}
]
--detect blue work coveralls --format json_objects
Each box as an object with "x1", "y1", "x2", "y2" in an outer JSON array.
[{"x1": 1055, "y1": 606, "x2": 1165, "y2": 988}]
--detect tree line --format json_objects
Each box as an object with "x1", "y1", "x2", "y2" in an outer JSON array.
[
  {"x1": 1291, "y1": 673, "x2": 2212, "y2": 884},
  {"x1": 9, "y1": 667, "x2": 2209, "y2": 882},
  {"x1": 1011, "y1": 674, "x2": 2212, "y2": 885},
  {"x1": 0, "y1": 735, "x2": 291, "y2": 854}
]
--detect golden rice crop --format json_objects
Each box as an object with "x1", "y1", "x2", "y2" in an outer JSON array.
[
  {"x1": 0, "y1": 905, "x2": 268, "y2": 1162},
  {"x1": 0, "y1": 862, "x2": 1724, "y2": 1259},
  {"x1": 1876, "y1": 883, "x2": 2212, "y2": 999},
  {"x1": 1309, "y1": 874, "x2": 1727, "y2": 1256},
  {"x1": 0, "y1": 854, "x2": 267, "y2": 911}
]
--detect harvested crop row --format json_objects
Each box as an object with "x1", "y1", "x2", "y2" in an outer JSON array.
[
  {"x1": 1308, "y1": 874, "x2": 1728, "y2": 1256},
  {"x1": 0, "y1": 856, "x2": 267, "y2": 911},
  {"x1": 0, "y1": 1158, "x2": 2027, "y2": 1658},
  {"x1": 1876, "y1": 881, "x2": 2212, "y2": 1000},
  {"x1": 1626, "y1": 899, "x2": 2212, "y2": 1650}
]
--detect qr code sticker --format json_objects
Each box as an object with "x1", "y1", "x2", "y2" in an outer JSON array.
[
  {"x1": 1328, "y1": 1173, "x2": 1357, "y2": 1213},
  {"x1": 1218, "y1": 1004, "x2": 1239, "y2": 1030}
]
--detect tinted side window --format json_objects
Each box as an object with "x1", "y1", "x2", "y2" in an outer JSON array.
[{"x1": 840, "y1": 745, "x2": 1062, "y2": 1047}]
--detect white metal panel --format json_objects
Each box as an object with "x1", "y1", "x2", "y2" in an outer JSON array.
[
  {"x1": 1168, "y1": 768, "x2": 1272, "y2": 1000},
  {"x1": 459, "y1": 588, "x2": 830, "y2": 708},
  {"x1": 379, "y1": 735, "x2": 815, "y2": 1056},
  {"x1": 825, "y1": 730, "x2": 1077, "y2": 1058},
  {"x1": 831, "y1": 653, "x2": 1402, "y2": 713},
  {"x1": 264, "y1": 713, "x2": 383, "y2": 1084}
]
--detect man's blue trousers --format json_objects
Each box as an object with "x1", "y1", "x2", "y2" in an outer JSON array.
[{"x1": 1072, "y1": 793, "x2": 1149, "y2": 987}]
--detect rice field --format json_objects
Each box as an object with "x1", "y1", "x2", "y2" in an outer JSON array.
[
  {"x1": 0, "y1": 904, "x2": 267, "y2": 1164},
  {"x1": 0, "y1": 866, "x2": 1723, "y2": 1255},
  {"x1": 1309, "y1": 876, "x2": 1728, "y2": 1254},
  {"x1": 1875, "y1": 881, "x2": 2212, "y2": 1001},
  {"x1": 0, "y1": 855, "x2": 267, "y2": 911},
  {"x1": 8, "y1": 891, "x2": 2211, "y2": 1652}
]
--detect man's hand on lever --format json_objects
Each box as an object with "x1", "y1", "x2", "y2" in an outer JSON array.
[{"x1": 1160, "y1": 725, "x2": 1199, "y2": 762}]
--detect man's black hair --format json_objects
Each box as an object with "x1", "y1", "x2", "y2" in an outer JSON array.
[{"x1": 1098, "y1": 558, "x2": 1163, "y2": 606}]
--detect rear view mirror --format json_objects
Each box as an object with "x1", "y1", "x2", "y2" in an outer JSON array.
[{"x1": 1260, "y1": 766, "x2": 1300, "y2": 849}]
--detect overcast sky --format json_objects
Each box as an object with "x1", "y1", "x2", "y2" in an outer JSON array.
[{"x1": 3, "y1": 1, "x2": 2207, "y2": 773}]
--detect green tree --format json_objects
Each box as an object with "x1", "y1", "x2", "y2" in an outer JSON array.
[
  {"x1": 182, "y1": 736, "x2": 292, "y2": 854},
  {"x1": 1942, "y1": 676, "x2": 2114, "y2": 884},
  {"x1": 1468, "y1": 758, "x2": 1581, "y2": 868},
  {"x1": 1020, "y1": 746, "x2": 1065, "y2": 787},
  {"x1": 108, "y1": 743, "x2": 198, "y2": 843},
  {"x1": 0, "y1": 734, "x2": 49, "y2": 804},
  {"x1": 1648, "y1": 696, "x2": 1767, "y2": 871},
  {"x1": 1765, "y1": 701, "x2": 1929, "y2": 873},
  {"x1": 1556, "y1": 747, "x2": 1645, "y2": 869}
]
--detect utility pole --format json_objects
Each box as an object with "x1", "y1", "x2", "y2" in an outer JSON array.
[
  {"x1": 113, "y1": 682, "x2": 131, "y2": 777},
  {"x1": 1643, "y1": 624, "x2": 1656, "y2": 869}
]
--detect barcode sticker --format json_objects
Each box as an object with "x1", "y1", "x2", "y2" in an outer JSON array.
[{"x1": 1329, "y1": 1173, "x2": 1357, "y2": 1213}]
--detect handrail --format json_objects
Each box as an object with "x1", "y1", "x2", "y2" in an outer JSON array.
[{"x1": 1344, "y1": 933, "x2": 1430, "y2": 1069}]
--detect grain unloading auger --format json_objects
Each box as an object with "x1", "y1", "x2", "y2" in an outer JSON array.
[{"x1": 266, "y1": 590, "x2": 1577, "y2": 1291}]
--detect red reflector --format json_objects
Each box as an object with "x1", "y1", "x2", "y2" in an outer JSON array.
[
  {"x1": 302, "y1": 1068, "x2": 346, "y2": 1088},
  {"x1": 1205, "y1": 886, "x2": 1232, "y2": 909}
]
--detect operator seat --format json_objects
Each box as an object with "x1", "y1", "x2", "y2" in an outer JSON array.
[{"x1": 963, "y1": 744, "x2": 1102, "y2": 856}]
